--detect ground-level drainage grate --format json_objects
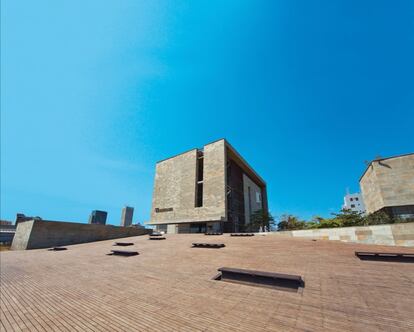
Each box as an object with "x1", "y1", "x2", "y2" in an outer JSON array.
[
  {"x1": 109, "y1": 250, "x2": 139, "y2": 256},
  {"x1": 213, "y1": 267, "x2": 304, "y2": 293},
  {"x1": 48, "y1": 247, "x2": 67, "y2": 251},
  {"x1": 230, "y1": 233, "x2": 255, "y2": 237},
  {"x1": 113, "y1": 242, "x2": 134, "y2": 246},
  {"x1": 205, "y1": 232, "x2": 223, "y2": 236},
  {"x1": 149, "y1": 236, "x2": 166, "y2": 240},
  {"x1": 355, "y1": 251, "x2": 414, "y2": 263},
  {"x1": 192, "y1": 243, "x2": 225, "y2": 248}
]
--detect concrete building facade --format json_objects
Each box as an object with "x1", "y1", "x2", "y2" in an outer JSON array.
[
  {"x1": 11, "y1": 219, "x2": 149, "y2": 250},
  {"x1": 120, "y1": 206, "x2": 134, "y2": 227},
  {"x1": 342, "y1": 192, "x2": 365, "y2": 214},
  {"x1": 149, "y1": 139, "x2": 267, "y2": 233},
  {"x1": 360, "y1": 153, "x2": 414, "y2": 218}
]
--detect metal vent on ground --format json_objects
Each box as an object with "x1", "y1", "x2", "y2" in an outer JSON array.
[
  {"x1": 149, "y1": 236, "x2": 166, "y2": 240},
  {"x1": 192, "y1": 243, "x2": 225, "y2": 248},
  {"x1": 48, "y1": 247, "x2": 67, "y2": 251},
  {"x1": 113, "y1": 242, "x2": 134, "y2": 246},
  {"x1": 109, "y1": 250, "x2": 139, "y2": 257},
  {"x1": 213, "y1": 267, "x2": 304, "y2": 293},
  {"x1": 230, "y1": 233, "x2": 255, "y2": 237},
  {"x1": 355, "y1": 251, "x2": 414, "y2": 263}
]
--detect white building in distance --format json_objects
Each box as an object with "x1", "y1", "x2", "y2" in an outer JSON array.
[{"x1": 342, "y1": 191, "x2": 365, "y2": 214}]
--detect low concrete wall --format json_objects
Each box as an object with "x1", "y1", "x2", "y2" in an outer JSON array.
[
  {"x1": 270, "y1": 223, "x2": 414, "y2": 247},
  {"x1": 11, "y1": 220, "x2": 150, "y2": 250}
]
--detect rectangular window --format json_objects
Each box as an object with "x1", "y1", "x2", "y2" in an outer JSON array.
[
  {"x1": 196, "y1": 183, "x2": 203, "y2": 207},
  {"x1": 248, "y1": 187, "x2": 252, "y2": 215},
  {"x1": 355, "y1": 197, "x2": 359, "y2": 201},
  {"x1": 256, "y1": 192, "x2": 261, "y2": 203},
  {"x1": 351, "y1": 204, "x2": 355, "y2": 208},
  {"x1": 197, "y1": 155, "x2": 203, "y2": 182},
  {"x1": 195, "y1": 151, "x2": 204, "y2": 207},
  {"x1": 350, "y1": 198, "x2": 353, "y2": 201}
]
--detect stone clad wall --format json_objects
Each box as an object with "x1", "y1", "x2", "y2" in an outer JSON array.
[
  {"x1": 270, "y1": 223, "x2": 414, "y2": 247},
  {"x1": 360, "y1": 165, "x2": 383, "y2": 214},
  {"x1": 202, "y1": 140, "x2": 227, "y2": 220},
  {"x1": 11, "y1": 220, "x2": 150, "y2": 250},
  {"x1": 150, "y1": 148, "x2": 198, "y2": 224},
  {"x1": 360, "y1": 154, "x2": 414, "y2": 214},
  {"x1": 150, "y1": 139, "x2": 227, "y2": 225}
]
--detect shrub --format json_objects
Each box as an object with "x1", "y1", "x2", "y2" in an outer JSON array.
[
  {"x1": 276, "y1": 210, "x2": 413, "y2": 231},
  {"x1": 363, "y1": 210, "x2": 392, "y2": 225}
]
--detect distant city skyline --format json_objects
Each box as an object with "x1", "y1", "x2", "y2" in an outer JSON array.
[{"x1": 1, "y1": 1, "x2": 413, "y2": 224}]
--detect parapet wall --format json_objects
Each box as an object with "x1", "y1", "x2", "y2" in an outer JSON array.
[
  {"x1": 270, "y1": 223, "x2": 414, "y2": 247},
  {"x1": 11, "y1": 220, "x2": 150, "y2": 250}
]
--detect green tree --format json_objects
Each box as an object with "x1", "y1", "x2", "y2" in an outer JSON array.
[
  {"x1": 275, "y1": 209, "x2": 413, "y2": 232},
  {"x1": 249, "y1": 209, "x2": 275, "y2": 231},
  {"x1": 331, "y1": 209, "x2": 364, "y2": 227},
  {"x1": 277, "y1": 215, "x2": 306, "y2": 231}
]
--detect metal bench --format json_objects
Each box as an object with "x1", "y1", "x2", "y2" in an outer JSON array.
[
  {"x1": 205, "y1": 232, "x2": 223, "y2": 236},
  {"x1": 150, "y1": 232, "x2": 163, "y2": 236},
  {"x1": 215, "y1": 267, "x2": 304, "y2": 292},
  {"x1": 113, "y1": 242, "x2": 134, "y2": 246},
  {"x1": 192, "y1": 243, "x2": 225, "y2": 248},
  {"x1": 355, "y1": 251, "x2": 414, "y2": 263},
  {"x1": 230, "y1": 233, "x2": 255, "y2": 237},
  {"x1": 48, "y1": 247, "x2": 67, "y2": 251},
  {"x1": 110, "y1": 250, "x2": 139, "y2": 256},
  {"x1": 149, "y1": 236, "x2": 166, "y2": 240}
]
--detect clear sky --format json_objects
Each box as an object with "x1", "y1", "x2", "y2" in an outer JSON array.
[{"x1": 1, "y1": 1, "x2": 413, "y2": 225}]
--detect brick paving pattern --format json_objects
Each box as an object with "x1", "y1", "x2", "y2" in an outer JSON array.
[{"x1": 1, "y1": 234, "x2": 414, "y2": 331}]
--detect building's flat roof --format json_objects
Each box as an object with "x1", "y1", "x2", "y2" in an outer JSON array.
[
  {"x1": 155, "y1": 138, "x2": 226, "y2": 164},
  {"x1": 359, "y1": 152, "x2": 414, "y2": 182},
  {"x1": 156, "y1": 138, "x2": 266, "y2": 187},
  {"x1": 1, "y1": 234, "x2": 413, "y2": 331}
]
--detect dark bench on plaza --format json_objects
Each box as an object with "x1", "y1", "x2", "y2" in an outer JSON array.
[
  {"x1": 149, "y1": 236, "x2": 166, "y2": 240},
  {"x1": 48, "y1": 247, "x2": 67, "y2": 251},
  {"x1": 215, "y1": 267, "x2": 304, "y2": 292},
  {"x1": 113, "y1": 242, "x2": 134, "y2": 246},
  {"x1": 205, "y1": 232, "x2": 223, "y2": 236},
  {"x1": 192, "y1": 243, "x2": 225, "y2": 248},
  {"x1": 150, "y1": 232, "x2": 163, "y2": 236},
  {"x1": 355, "y1": 251, "x2": 414, "y2": 263},
  {"x1": 110, "y1": 250, "x2": 139, "y2": 257},
  {"x1": 230, "y1": 233, "x2": 255, "y2": 237}
]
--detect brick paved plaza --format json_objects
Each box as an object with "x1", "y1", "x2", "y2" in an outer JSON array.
[{"x1": 1, "y1": 234, "x2": 414, "y2": 331}]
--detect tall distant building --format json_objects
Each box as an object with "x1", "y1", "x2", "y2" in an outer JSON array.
[
  {"x1": 88, "y1": 210, "x2": 107, "y2": 225},
  {"x1": 149, "y1": 139, "x2": 268, "y2": 233},
  {"x1": 360, "y1": 153, "x2": 414, "y2": 218},
  {"x1": 120, "y1": 206, "x2": 134, "y2": 227},
  {"x1": 342, "y1": 191, "x2": 365, "y2": 214}
]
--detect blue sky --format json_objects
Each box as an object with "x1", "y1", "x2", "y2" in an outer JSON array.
[{"x1": 1, "y1": 0, "x2": 413, "y2": 225}]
